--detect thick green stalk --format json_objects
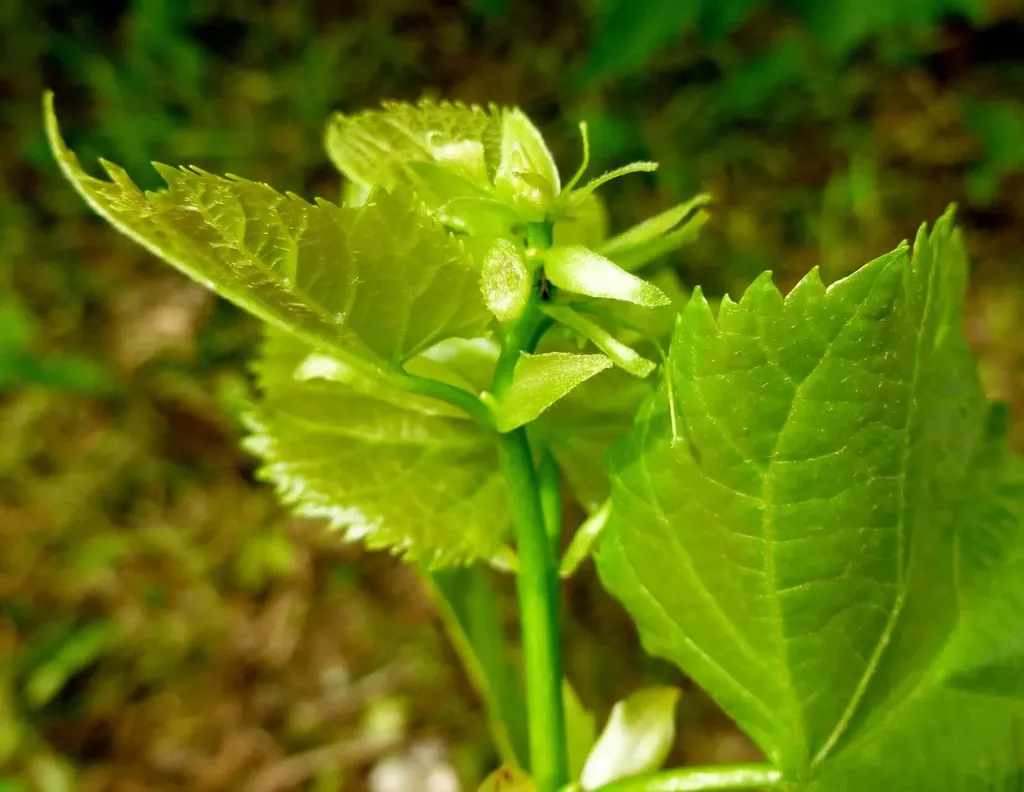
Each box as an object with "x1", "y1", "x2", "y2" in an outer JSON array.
[
  {"x1": 592, "y1": 764, "x2": 782, "y2": 792},
  {"x1": 492, "y1": 218, "x2": 567, "y2": 791},
  {"x1": 498, "y1": 428, "x2": 566, "y2": 791},
  {"x1": 538, "y1": 449, "x2": 562, "y2": 557}
]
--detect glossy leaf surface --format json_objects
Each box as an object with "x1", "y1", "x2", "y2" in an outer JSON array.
[{"x1": 597, "y1": 209, "x2": 1024, "y2": 786}]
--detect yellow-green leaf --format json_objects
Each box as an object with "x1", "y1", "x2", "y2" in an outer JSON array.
[
  {"x1": 325, "y1": 99, "x2": 502, "y2": 196},
  {"x1": 246, "y1": 329, "x2": 506, "y2": 567},
  {"x1": 543, "y1": 245, "x2": 670, "y2": 308},
  {"x1": 482, "y1": 239, "x2": 533, "y2": 322},
  {"x1": 490, "y1": 352, "x2": 612, "y2": 433},
  {"x1": 542, "y1": 304, "x2": 656, "y2": 377},
  {"x1": 46, "y1": 93, "x2": 491, "y2": 370}
]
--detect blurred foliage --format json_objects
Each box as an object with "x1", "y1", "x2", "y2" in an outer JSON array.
[{"x1": 1, "y1": 0, "x2": 1023, "y2": 789}]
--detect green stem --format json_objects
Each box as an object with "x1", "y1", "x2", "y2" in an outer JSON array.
[
  {"x1": 493, "y1": 218, "x2": 567, "y2": 791},
  {"x1": 538, "y1": 449, "x2": 562, "y2": 557},
  {"x1": 592, "y1": 764, "x2": 782, "y2": 792},
  {"x1": 394, "y1": 370, "x2": 495, "y2": 429},
  {"x1": 499, "y1": 429, "x2": 567, "y2": 791}
]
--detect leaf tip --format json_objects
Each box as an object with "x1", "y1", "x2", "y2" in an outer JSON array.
[
  {"x1": 42, "y1": 89, "x2": 72, "y2": 166},
  {"x1": 678, "y1": 284, "x2": 717, "y2": 334}
]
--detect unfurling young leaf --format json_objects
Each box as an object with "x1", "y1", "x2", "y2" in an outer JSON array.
[
  {"x1": 325, "y1": 99, "x2": 502, "y2": 197},
  {"x1": 494, "y1": 108, "x2": 561, "y2": 221},
  {"x1": 596, "y1": 208, "x2": 1024, "y2": 788},
  {"x1": 579, "y1": 686, "x2": 680, "y2": 789},
  {"x1": 488, "y1": 352, "x2": 612, "y2": 433},
  {"x1": 543, "y1": 246, "x2": 671, "y2": 308},
  {"x1": 483, "y1": 239, "x2": 533, "y2": 322}
]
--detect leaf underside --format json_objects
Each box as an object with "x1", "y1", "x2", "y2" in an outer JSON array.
[
  {"x1": 596, "y1": 208, "x2": 1024, "y2": 787},
  {"x1": 246, "y1": 329, "x2": 508, "y2": 567}
]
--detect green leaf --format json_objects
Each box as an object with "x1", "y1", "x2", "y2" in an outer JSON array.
[
  {"x1": 407, "y1": 160, "x2": 492, "y2": 206},
  {"x1": 532, "y1": 365, "x2": 655, "y2": 512},
  {"x1": 438, "y1": 196, "x2": 521, "y2": 239},
  {"x1": 325, "y1": 99, "x2": 502, "y2": 196},
  {"x1": 403, "y1": 336, "x2": 499, "y2": 398},
  {"x1": 427, "y1": 566, "x2": 528, "y2": 765},
  {"x1": 494, "y1": 108, "x2": 560, "y2": 221},
  {"x1": 489, "y1": 352, "x2": 612, "y2": 433},
  {"x1": 943, "y1": 558, "x2": 1024, "y2": 699},
  {"x1": 560, "y1": 499, "x2": 613, "y2": 579},
  {"x1": 939, "y1": 427, "x2": 1024, "y2": 698},
  {"x1": 46, "y1": 93, "x2": 491, "y2": 370},
  {"x1": 596, "y1": 208, "x2": 1024, "y2": 784},
  {"x1": 245, "y1": 329, "x2": 507, "y2": 567},
  {"x1": 498, "y1": 109, "x2": 560, "y2": 194},
  {"x1": 598, "y1": 194, "x2": 711, "y2": 273},
  {"x1": 563, "y1": 680, "x2": 597, "y2": 781},
  {"x1": 571, "y1": 268, "x2": 689, "y2": 353},
  {"x1": 543, "y1": 246, "x2": 670, "y2": 308},
  {"x1": 804, "y1": 685, "x2": 1024, "y2": 791},
  {"x1": 542, "y1": 304, "x2": 655, "y2": 378},
  {"x1": 579, "y1": 686, "x2": 680, "y2": 790},
  {"x1": 482, "y1": 239, "x2": 533, "y2": 322},
  {"x1": 553, "y1": 193, "x2": 608, "y2": 249},
  {"x1": 598, "y1": 195, "x2": 707, "y2": 258}
]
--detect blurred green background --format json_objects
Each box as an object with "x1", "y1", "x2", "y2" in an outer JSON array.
[{"x1": 2, "y1": 0, "x2": 1023, "y2": 789}]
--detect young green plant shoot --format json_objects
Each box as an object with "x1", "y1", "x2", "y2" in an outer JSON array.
[{"x1": 45, "y1": 92, "x2": 1024, "y2": 791}]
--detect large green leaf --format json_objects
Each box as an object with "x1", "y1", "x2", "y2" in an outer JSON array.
[
  {"x1": 46, "y1": 93, "x2": 491, "y2": 370},
  {"x1": 245, "y1": 329, "x2": 507, "y2": 567},
  {"x1": 939, "y1": 425, "x2": 1024, "y2": 699},
  {"x1": 596, "y1": 209, "x2": 1024, "y2": 786},
  {"x1": 805, "y1": 684, "x2": 1024, "y2": 791}
]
